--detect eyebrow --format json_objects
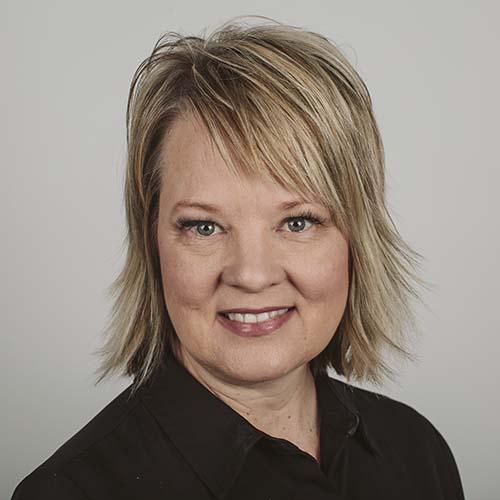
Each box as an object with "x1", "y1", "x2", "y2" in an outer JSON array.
[{"x1": 172, "y1": 199, "x2": 314, "y2": 214}]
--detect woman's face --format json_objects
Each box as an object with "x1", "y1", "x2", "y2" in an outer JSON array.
[{"x1": 157, "y1": 113, "x2": 349, "y2": 385}]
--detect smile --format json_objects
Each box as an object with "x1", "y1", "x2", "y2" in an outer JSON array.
[
  {"x1": 217, "y1": 307, "x2": 295, "y2": 337},
  {"x1": 222, "y1": 307, "x2": 291, "y2": 323}
]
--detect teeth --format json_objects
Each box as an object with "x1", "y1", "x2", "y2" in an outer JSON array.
[{"x1": 224, "y1": 308, "x2": 290, "y2": 323}]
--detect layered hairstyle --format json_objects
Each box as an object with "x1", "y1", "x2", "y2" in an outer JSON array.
[{"x1": 94, "y1": 16, "x2": 431, "y2": 396}]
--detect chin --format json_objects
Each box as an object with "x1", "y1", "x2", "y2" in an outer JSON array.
[{"x1": 217, "y1": 352, "x2": 302, "y2": 384}]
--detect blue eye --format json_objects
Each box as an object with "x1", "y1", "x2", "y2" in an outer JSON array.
[
  {"x1": 175, "y1": 210, "x2": 326, "y2": 238},
  {"x1": 179, "y1": 220, "x2": 221, "y2": 237},
  {"x1": 285, "y1": 212, "x2": 323, "y2": 233}
]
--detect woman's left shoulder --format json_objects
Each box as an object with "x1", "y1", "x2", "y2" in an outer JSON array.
[
  {"x1": 330, "y1": 377, "x2": 464, "y2": 500},
  {"x1": 330, "y1": 376, "x2": 449, "y2": 441},
  {"x1": 328, "y1": 377, "x2": 465, "y2": 498}
]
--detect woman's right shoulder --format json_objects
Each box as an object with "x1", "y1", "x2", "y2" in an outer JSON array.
[
  {"x1": 11, "y1": 467, "x2": 88, "y2": 500},
  {"x1": 11, "y1": 383, "x2": 140, "y2": 500}
]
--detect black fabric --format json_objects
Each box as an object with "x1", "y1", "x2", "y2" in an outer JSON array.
[{"x1": 11, "y1": 352, "x2": 465, "y2": 499}]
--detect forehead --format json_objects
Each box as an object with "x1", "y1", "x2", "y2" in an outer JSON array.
[
  {"x1": 160, "y1": 113, "x2": 234, "y2": 185},
  {"x1": 159, "y1": 114, "x2": 314, "y2": 210}
]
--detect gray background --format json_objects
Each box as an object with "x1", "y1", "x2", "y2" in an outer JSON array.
[{"x1": 3, "y1": 1, "x2": 499, "y2": 499}]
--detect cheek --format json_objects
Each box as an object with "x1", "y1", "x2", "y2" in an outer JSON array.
[
  {"x1": 296, "y1": 251, "x2": 349, "y2": 355},
  {"x1": 158, "y1": 247, "x2": 213, "y2": 353},
  {"x1": 305, "y1": 261, "x2": 348, "y2": 299},
  {"x1": 157, "y1": 240, "x2": 217, "y2": 314},
  {"x1": 295, "y1": 240, "x2": 349, "y2": 303}
]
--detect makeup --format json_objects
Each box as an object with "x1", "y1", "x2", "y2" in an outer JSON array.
[{"x1": 217, "y1": 307, "x2": 295, "y2": 337}]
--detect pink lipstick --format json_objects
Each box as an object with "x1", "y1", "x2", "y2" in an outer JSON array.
[{"x1": 217, "y1": 307, "x2": 295, "y2": 337}]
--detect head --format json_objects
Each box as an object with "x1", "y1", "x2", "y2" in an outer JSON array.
[
  {"x1": 156, "y1": 110, "x2": 350, "y2": 385},
  {"x1": 94, "y1": 17, "x2": 430, "y2": 394}
]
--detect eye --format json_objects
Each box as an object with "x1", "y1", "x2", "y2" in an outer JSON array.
[
  {"x1": 175, "y1": 210, "x2": 327, "y2": 238},
  {"x1": 175, "y1": 218, "x2": 223, "y2": 237},
  {"x1": 284, "y1": 210, "x2": 326, "y2": 233}
]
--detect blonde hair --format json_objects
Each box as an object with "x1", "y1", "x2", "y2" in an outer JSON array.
[{"x1": 93, "y1": 16, "x2": 432, "y2": 396}]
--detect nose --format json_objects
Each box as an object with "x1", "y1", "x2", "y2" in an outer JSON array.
[{"x1": 221, "y1": 233, "x2": 284, "y2": 291}]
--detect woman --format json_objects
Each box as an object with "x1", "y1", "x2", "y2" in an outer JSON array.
[{"x1": 12, "y1": 17, "x2": 465, "y2": 499}]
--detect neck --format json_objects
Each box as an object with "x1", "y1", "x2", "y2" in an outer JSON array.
[{"x1": 177, "y1": 350, "x2": 321, "y2": 461}]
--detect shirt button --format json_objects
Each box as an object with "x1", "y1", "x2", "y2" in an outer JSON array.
[{"x1": 346, "y1": 413, "x2": 360, "y2": 437}]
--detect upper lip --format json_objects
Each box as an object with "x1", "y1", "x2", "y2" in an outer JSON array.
[{"x1": 218, "y1": 306, "x2": 293, "y2": 314}]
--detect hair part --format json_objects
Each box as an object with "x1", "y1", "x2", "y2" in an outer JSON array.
[{"x1": 93, "y1": 15, "x2": 433, "y2": 397}]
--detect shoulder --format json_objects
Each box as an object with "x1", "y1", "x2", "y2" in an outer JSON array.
[
  {"x1": 327, "y1": 376, "x2": 465, "y2": 497},
  {"x1": 329, "y1": 376, "x2": 443, "y2": 439},
  {"x1": 11, "y1": 467, "x2": 89, "y2": 500},
  {"x1": 11, "y1": 384, "x2": 141, "y2": 499}
]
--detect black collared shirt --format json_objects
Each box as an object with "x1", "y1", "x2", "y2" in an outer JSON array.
[{"x1": 12, "y1": 352, "x2": 465, "y2": 499}]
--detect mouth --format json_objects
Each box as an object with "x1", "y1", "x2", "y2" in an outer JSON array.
[
  {"x1": 218, "y1": 305, "x2": 294, "y2": 314},
  {"x1": 217, "y1": 307, "x2": 296, "y2": 337},
  {"x1": 218, "y1": 307, "x2": 295, "y2": 322}
]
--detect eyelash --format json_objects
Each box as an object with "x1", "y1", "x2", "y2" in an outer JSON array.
[{"x1": 175, "y1": 210, "x2": 327, "y2": 237}]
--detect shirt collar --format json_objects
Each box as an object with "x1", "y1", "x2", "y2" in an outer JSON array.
[
  {"x1": 138, "y1": 352, "x2": 381, "y2": 499},
  {"x1": 138, "y1": 352, "x2": 265, "y2": 499},
  {"x1": 319, "y1": 375, "x2": 383, "y2": 458}
]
